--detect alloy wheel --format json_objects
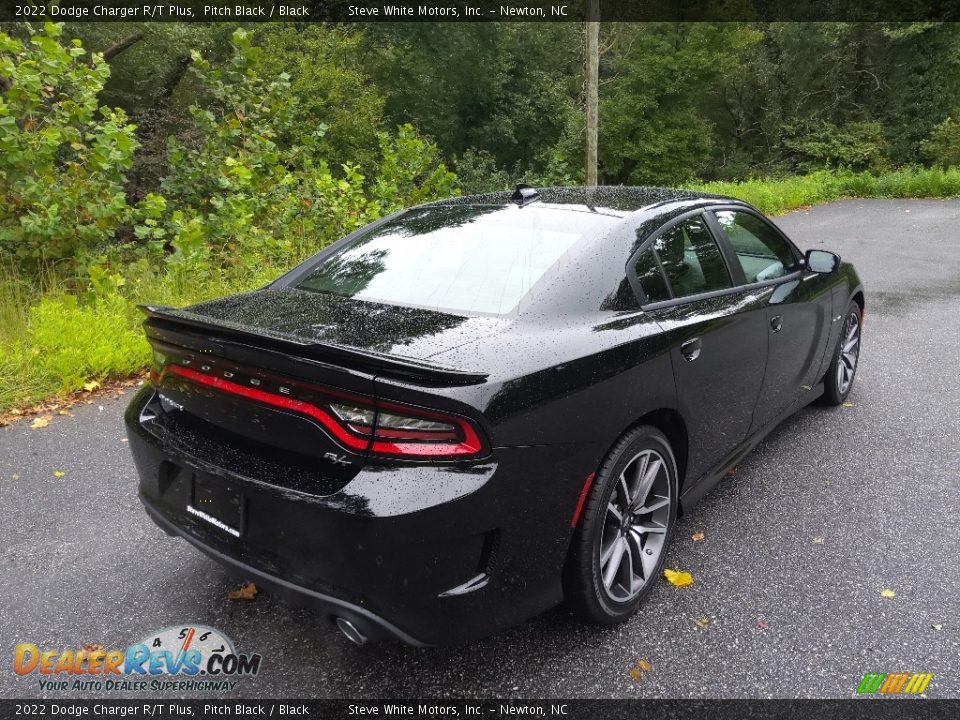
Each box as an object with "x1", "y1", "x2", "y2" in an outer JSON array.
[
  {"x1": 836, "y1": 309, "x2": 861, "y2": 395},
  {"x1": 599, "y1": 449, "x2": 671, "y2": 603}
]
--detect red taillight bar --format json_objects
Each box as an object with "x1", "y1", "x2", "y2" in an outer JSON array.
[
  {"x1": 159, "y1": 364, "x2": 483, "y2": 459},
  {"x1": 164, "y1": 364, "x2": 370, "y2": 451}
]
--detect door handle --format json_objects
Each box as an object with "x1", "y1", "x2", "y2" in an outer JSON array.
[
  {"x1": 770, "y1": 315, "x2": 783, "y2": 333},
  {"x1": 680, "y1": 337, "x2": 702, "y2": 362}
]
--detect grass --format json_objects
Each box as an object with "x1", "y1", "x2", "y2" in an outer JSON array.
[
  {"x1": 694, "y1": 166, "x2": 960, "y2": 215},
  {"x1": 2, "y1": 166, "x2": 960, "y2": 416}
]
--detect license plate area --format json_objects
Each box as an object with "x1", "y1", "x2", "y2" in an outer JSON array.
[{"x1": 187, "y1": 474, "x2": 244, "y2": 538}]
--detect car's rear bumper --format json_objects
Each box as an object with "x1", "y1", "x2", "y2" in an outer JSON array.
[
  {"x1": 140, "y1": 499, "x2": 429, "y2": 645},
  {"x1": 125, "y1": 386, "x2": 602, "y2": 645}
]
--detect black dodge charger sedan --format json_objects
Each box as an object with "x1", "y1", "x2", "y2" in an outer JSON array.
[{"x1": 126, "y1": 186, "x2": 864, "y2": 646}]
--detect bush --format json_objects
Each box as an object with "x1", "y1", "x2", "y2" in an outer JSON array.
[
  {"x1": 921, "y1": 117, "x2": 960, "y2": 167},
  {"x1": 784, "y1": 121, "x2": 889, "y2": 173},
  {"x1": 0, "y1": 23, "x2": 138, "y2": 270}
]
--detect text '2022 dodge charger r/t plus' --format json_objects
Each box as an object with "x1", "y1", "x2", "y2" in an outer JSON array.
[{"x1": 125, "y1": 186, "x2": 864, "y2": 646}]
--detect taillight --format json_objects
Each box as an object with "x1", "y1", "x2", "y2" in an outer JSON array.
[
  {"x1": 327, "y1": 398, "x2": 483, "y2": 457},
  {"x1": 158, "y1": 364, "x2": 484, "y2": 459}
]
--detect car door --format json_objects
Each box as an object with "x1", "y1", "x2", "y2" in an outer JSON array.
[
  {"x1": 628, "y1": 213, "x2": 769, "y2": 486},
  {"x1": 708, "y1": 209, "x2": 834, "y2": 432}
]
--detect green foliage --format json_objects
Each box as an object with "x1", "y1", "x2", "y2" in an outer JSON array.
[
  {"x1": 364, "y1": 23, "x2": 581, "y2": 177},
  {"x1": 256, "y1": 25, "x2": 386, "y2": 169},
  {"x1": 0, "y1": 22, "x2": 138, "y2": 269},
  {"x1": 599, "y1": 23, "x2": 761, "y2": 184},
  {"x1": 785, "y1": 121, "x2": 889, "y2": 172},
  {"x1": 921, "y1": 117, "x2": 960, "y2": 166},
  {"x1": 155, "y1": 29, "x2": 457, "y2": 285},
  {"x1": 455, "y1": 149, "x2": 512, "y2": 194},
  {"x1": 695, "y1": 167, "x2": 960, "y2": 215}
]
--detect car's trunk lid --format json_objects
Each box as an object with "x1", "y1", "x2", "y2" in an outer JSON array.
[{"x1": 139, "y1": 289, "x2": 500, "y2": 491}]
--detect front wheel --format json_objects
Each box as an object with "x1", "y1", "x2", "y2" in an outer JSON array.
[
  {"x1": 564, "y1": 425, "x2": 678, "y2": 624},
  {"x1": 821, "y1": 302, "x2": 862, "y2": 405}
]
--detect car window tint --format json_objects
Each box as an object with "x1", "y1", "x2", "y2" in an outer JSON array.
[
  {"x1": 634, "y1": 250, "x2": 670, "y2": 303},
  {"x1": 295, "y1": 206, "x2": 615, "y2": 315},
  {"x1": 713, "y1": 210, "x2": 797, "y2": 284},
  {"x1": 652, "y1": 216, "x2": 731, "y2": 299}
]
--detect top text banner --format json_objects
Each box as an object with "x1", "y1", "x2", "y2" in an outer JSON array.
[{"x1": 4, "y1": 0, "x2": 960, "y2": 23}]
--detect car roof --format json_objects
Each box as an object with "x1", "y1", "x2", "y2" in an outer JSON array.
[{"x1": 425, "y1": 185, "x2": 738, "y2": 218}]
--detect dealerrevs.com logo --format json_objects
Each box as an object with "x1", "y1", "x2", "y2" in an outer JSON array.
[{"x1": 14, "y1": 625, "x2": 262, "y2": 692}]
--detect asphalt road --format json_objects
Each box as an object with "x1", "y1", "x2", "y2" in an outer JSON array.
[{"x1": 2, "y1": 199, "x2": 959, "y2": 700}]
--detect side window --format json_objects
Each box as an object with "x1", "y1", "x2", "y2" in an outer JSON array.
[
  {"x1": 652, "y1": 216, "x2": 732, "y2": 299},
  {"x1": 634, "y1": 251, "x2": 669, "y2": 303},
  {"x1": 713, "y1": 210, "x2": 797, "y2": 284}
]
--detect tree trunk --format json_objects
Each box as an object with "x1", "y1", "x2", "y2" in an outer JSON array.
[
  {"x1": 102, "y1": 33, "x2": 144, "y2": 62},
  {"x1": 584, "y1": 0, "x2": 600, "y2": 187}
]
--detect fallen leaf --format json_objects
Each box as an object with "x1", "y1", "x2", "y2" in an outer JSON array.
[
  {"x1": 812, "y1": 537, "x2": 824, "y2": 545},
  {"x1": 932, "y1": 624, "x2": 943, "y2": 631},
  {"x1": 694, "y1": 616, "x2": 711, "y2": 629},
  {"x1": 83, "y1": 380, "x2": 101, "y2": 392},
  {"x1": 756, "y1": 619, "x2": 770, "y2": 630},
  {"x1": 52, "y1": 471, "x2": 65, "y2": 478},
  {"x1": 11, "y1": 474, "x2": 19, "y2": 480},
  {"x1": 663, "y1": 568, "x2": 694, "y2": 588},
  {"x1": 725, "y1": 467, "x2": 738, "y2": 477},
  {"x1": 31, "y1": 415, "x2": 52, "y2": 429},
  {"x1": 228, "y1": 581, "x2": 258, "y2": 601},
  {"x1": 691, "y1": 532, "x2": 705, "y2": 542},
  {"x1": 628, "y1": 659, "x2": 652, "y2": 680},
  {"x1": 842, "y1": 402, "x2": 854, "y2": 408},
  {"x1": 881, "y1": 589, "x2": 896, "y2": 599},
  {"x1": 57, "y1": 409, "x2": 73, "y2": 417}
]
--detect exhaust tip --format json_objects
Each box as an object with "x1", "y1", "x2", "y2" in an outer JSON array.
[{"x1": 335, "y1": 617, "x2": 367, "y2": 646}]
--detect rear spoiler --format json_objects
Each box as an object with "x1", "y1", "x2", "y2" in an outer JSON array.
[{"x1": 139, "y1": 305, "x2": 489, "y2": 387}]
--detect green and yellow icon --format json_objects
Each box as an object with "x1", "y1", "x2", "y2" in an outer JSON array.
[{"x1": 857, "y1": 672, "x2": 933, "y2": 695}]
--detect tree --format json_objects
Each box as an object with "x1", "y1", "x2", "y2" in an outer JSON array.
[
  {"x1": 585, "y1": 1, "x2": 599, "y2": 186},
  {"x1": 0, "y1": 22, "x2": 138, "y2": 270}
]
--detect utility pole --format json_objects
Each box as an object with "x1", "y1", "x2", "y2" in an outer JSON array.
[{"x1": 584, "y1": 0, "x2": 600, "y2": 187}]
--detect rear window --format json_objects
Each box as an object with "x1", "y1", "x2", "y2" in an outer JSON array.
[{"x1": 295, "y1": 205, "x2": 612, "y2": 314}]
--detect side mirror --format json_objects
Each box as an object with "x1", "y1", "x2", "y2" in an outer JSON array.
[{"x1": 805, "y1": 249, "x2": 840, "y2": 274}]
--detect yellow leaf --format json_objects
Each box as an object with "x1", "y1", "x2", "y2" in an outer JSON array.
[
  {"x1": 694, "y1": 616, "x2": 711, "y2": 629},
  {"x1": 691, "y1": 532, "x2": 705, "y2": 542},
  {"x1": 628, "y1": 659, "x2": 652, "y2": 680},
  {"x1": 57, "y1": 409, "x2": 73, "y2": 417},
  {"x1": 880, "y1": 589, "x2": 896, "y2": 599},
  {"x1": 30, "y1": 415, "x2": 51, "y2": 429},
  {"x1": 663, "y1": 568, "x2": 694, "y2": 588},
  {"x1": 83, "y1": 380, "x2": 101, "y2": 392},
  {"x1": 228, "y1": 581, "x2": 258, "y2": 601},
  {"x1": 842, "y1": 402, "x2": 854, "y2": 408},
  {"x1": 812, "y1": 537, "x2": 824, "y2": 544},
  {"x1": 53, "y1": 471, "x2": 65, "y2": 478}
]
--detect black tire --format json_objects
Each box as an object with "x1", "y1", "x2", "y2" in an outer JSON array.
[
  {"x1": 821, "y1": 301, "x2": 862, "y2": 406},
  {"x1": 564, "y1": 425, "x2": 679, "y2": 624}
]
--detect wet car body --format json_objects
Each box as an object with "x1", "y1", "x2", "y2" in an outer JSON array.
[{"x1": 126, "y1": 187, "x2": 864, "y2": 645}]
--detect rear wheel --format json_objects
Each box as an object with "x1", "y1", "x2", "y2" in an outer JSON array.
[
  {"x1": 821, "y1": 302, "x2": 862, "y2": 405},
  {"x1": 564, "y1": 426, "x2": 678, "y2": 624}
]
